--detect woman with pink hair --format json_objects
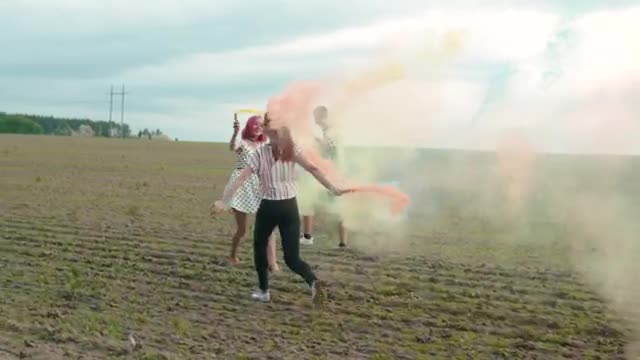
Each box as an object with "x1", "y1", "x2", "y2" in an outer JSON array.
[{"x1": 220, "y1": 114, "x2": 278, "y2": 271}]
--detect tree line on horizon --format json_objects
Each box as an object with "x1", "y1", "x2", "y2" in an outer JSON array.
[{"x1": 0, "y1": 111, "x2": 166, "y2": 140}]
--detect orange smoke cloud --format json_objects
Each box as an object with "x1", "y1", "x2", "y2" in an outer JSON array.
[
  {"x1": 266, "y1": 80, "x2": 323, "y2": 147},
  {"x1": 264, "y1": 62, "x2": 414, "y2": 218},
  {"x1": 303, "y1": 148, "x2": 410, "y2": 215},
  {"x1": 495, "y1": 128, "x2": 536, "y2": 211}
]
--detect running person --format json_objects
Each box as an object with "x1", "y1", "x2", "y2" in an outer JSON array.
[
  {"x1": 299, "y1": 105, "x2": 347, "y2": 247},
  {"x1": 214, "y1": 112, "x2": 350, "y2": 306},
  {"x1": 218, "y1": 114, "x2": 279, "y2": 271}
]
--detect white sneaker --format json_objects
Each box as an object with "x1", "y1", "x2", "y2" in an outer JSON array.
[
  {"x1": 251, "y1": 289, "x2": 270, "y2": 302},
  {"x1": 300, "y1": 235, "x2": 314, "y2": 245}
]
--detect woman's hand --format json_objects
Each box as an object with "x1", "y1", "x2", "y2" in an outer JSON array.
[
  {"x1": 230, "y1": 113, "x2": 241, "y2": 151},
  {"x1": 209, "y1": 200, "x2": 229, "y2": 216},
  {"x1": 331, "y1": 186, "x2": 354, "y2": 196}
]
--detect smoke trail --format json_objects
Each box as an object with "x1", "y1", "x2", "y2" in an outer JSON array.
[
  {"x1": 539, "y1": 16, "x2": 579, "y2": 90},
  {"x1": 470, "y1": 62, "x2": 517, "y2": 126},
  {"x1": 265, "y1": 30, "x2": 468, "y2": 242},
  {"x1": 263, "y1": 6, "x2": 640, "y2": 356}
]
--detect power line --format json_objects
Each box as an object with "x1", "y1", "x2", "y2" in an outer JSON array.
[
  {"x1": 108, "y1": 85, "x2": 113, "y2": 131},
  {"x1": 108, "y1": 84, "x2": 129, "y2": 138},
  {"x1": 120, "y1": 84, "x2": 126, "y2": 139}
]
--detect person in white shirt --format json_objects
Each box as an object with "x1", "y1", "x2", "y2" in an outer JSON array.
[
  {"x1": 213, "y1": 112, "x2": 351, "y2": 306},
  {"x1": 298, "y1": 105, "x2": 347, "y2": 248}
]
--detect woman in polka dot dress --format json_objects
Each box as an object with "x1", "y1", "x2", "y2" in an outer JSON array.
[{"x1": 221, "y1": 114, "x2": 279, "y2": 271}]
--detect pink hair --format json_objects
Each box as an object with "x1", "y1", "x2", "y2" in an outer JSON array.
[{"x1": 241, "y1": 115, "x2": 266, "y2": 142}]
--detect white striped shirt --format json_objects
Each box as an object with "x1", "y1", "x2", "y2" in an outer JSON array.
[{"x1": 248, "y1": 143, "x2": 303, "y2": 200}]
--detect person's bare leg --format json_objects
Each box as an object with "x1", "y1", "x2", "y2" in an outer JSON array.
[
  {"x1": 338, "y1": 220, "x2": 347, "y2": 248},
  {"x1": 230, "y1": 210, "x2": 247, "y2": 265},
  {"x1": 300, "y1": 215, "x2": 314, "y2": 245},
  {"x1": 267, "y1": 232, "x2": 280, "y2": 272},
  {"x1": 303, "y1": 215, "x2": 313, "y2": 235}
]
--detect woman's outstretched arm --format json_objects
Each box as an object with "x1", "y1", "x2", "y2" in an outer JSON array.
[
  {"x1": 229, "y1": 114, "x2": 241, "y2": 151},
  {"x1": 294, "y1": 149, "x2": 350, "y2": 196}
]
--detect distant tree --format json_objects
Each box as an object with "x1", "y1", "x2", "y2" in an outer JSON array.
[
  {"x1": 74, "y1": 124, "x2": 95, "y2": 137},
  {"x1": 95, "y1": 121, "x2": 111, "y2": 137},
  {"x1": 0, "y1": 115, "x2": 44, "y2": 134},
  {"x1": 1, "y1": 111, "x2": 165, "y2": 139},
  {"x1": 31, "y1": 116, "x2": 58, "y2": 134},
  {"x1": 53, "y1": 121, "x2": 72, "y2": 136},
  {"x1": 122, "y1": 124, "x2": 131, "y2": 138}
]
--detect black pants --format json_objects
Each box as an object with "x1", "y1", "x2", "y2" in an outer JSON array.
[{"x1": 254, "y1": 197, "x2": 316, "y2": 291}]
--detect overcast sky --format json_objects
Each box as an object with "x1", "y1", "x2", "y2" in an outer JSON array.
[{"x1": 1, "y1": 0, "x2": 639, "y2": 153}]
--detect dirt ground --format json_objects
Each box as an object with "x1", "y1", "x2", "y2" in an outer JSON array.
[{"x1": 0, "y1": 135, "x2": 632, "y2": 359}]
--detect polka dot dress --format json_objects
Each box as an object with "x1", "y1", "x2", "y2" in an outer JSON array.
[{"x1": 223, "y1": 139, "x2": 264, "y2": 214}]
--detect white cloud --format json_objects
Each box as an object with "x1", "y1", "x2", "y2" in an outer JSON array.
[
  {"x1": 116, "y1": 50, "x2": 340, "y2": 86},
  {"x1": 114, "y1": 8, "x2": 562, "y2": 87},
  {"x1": 92, "y1": 5, "x2": 640, "y2": 153},
  {"x1": 0, "y1": 0, "x2": 234, "y2": 36},
  {"x1": 288, "y1": 6, "x2": 640, "y2": 155},
  {"x1": 565, "y1": 7, "x2": 640, "y2": 93}
]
